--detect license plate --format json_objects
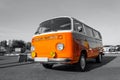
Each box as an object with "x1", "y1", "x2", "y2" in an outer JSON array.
[{"x1": 34, "y1": 57, "x2": 48, "y2": 62}]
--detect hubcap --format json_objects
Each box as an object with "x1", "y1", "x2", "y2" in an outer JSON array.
[
  {"x1": 80, "y1": 56, "x2": 85, "y2": 69},
  {"x1": 99, "y1": 54, "x2": 102, "y2": 62}
]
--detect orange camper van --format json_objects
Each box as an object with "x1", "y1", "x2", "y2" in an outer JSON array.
[{"x1": 31, "y1": 16, "x2": 103, "y2": 71}]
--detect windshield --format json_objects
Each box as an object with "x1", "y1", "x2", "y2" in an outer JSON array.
[{"x1": 35, "y1": 17, "x2": 71, "y2": 34}]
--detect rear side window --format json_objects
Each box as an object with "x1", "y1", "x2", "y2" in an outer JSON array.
[{"x1": 84, "y1": 25, "x2": 94, "y2": 37}]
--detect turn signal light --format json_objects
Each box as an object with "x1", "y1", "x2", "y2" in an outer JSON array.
[{"x1": 31, "y1": 52, "x2": 36, "y2": 58}]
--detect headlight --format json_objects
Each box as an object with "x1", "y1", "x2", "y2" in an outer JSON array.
[
  {"x1": 31, "y1": 46, "x2": 35, "y2": 51},
  {"x1": 57, "y1": 43, "x2": 64, "y2": 51}
]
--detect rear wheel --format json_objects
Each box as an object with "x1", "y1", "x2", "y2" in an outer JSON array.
[
  {"x1": 77, "y1": 54, "x2": 86, "y2": 72},
  {"x1": 96, "y1": 53, "x2": 102, "y2": 63},
  {"x1": 42, "y1": 64, "x2": 53, "y2": 69}
]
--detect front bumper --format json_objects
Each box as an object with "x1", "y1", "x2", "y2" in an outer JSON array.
[{"x1": 34, "y1": 57, "x2": 71, "y2": 64}]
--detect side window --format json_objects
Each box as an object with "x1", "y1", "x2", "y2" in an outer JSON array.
[
  {"x1": 73, "y1": 19, "x2": 84, "y2": 33},
  {"x1": 93, "y1": 30, "x2": 102, "y2": 39},
  {"x1": 84, "y1": 25, "x2": 94, "y2": 37}
]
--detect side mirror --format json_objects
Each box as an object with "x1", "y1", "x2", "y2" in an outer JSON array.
[{"x1": 78, "y1": 26, "x2": 82, "y2": 32}]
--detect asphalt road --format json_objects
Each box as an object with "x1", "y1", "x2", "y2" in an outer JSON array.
[{"x1": 0, "y1": 53, "x2": 120, "y2": 80}]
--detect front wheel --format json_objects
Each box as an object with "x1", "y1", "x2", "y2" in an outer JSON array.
[
  {"x1": 77, "y1": 54, "x2": 87, "y2": 72},
  {"x1": 42, "y1": 64, "x2": 53, "y2": 69}
]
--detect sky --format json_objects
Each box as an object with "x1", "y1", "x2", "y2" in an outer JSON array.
[{"x1": 0, "y1": 0, "x2": 120, "y2": 45}]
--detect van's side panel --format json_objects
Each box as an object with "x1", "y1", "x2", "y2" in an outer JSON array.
[{"x1": 72, "y1": 32, "x2": 86, "y2": 61}]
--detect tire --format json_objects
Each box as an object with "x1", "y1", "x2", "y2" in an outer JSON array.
[
  {"x1": 42, "y1": 64, "x2": 53, "y2": 69},
  {"x1": 77, "y1": 54, "x2": 86, "y2": 72},
  {"x1": 96, "y1": 53, "x2": 102, "y2": 63}
]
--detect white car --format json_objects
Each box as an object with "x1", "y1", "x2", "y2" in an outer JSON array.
[{"x1": 0, "y1": 46, "x2": 6, "y2": 56}]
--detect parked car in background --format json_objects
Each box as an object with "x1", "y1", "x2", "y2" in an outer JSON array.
[
  {"x1": 0, "y1": 46, "x2": 6, "y2": 56},
  {"x1": 116, "y1": 45, "x2": 120, "y2": 51},
  {"x1": 103, "y1": 45, "x2": 117, "y2": 53}
]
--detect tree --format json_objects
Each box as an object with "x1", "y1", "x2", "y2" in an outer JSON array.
[
  {"x1": 12, "y1": 40, "x2": 25, "y2": 48},
  {"x1": 0, "y1": 40, "x2": 7, "y2": 47},
  {"x1": 11, "y1": 40, "x2": 26, "y2": 53}
]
